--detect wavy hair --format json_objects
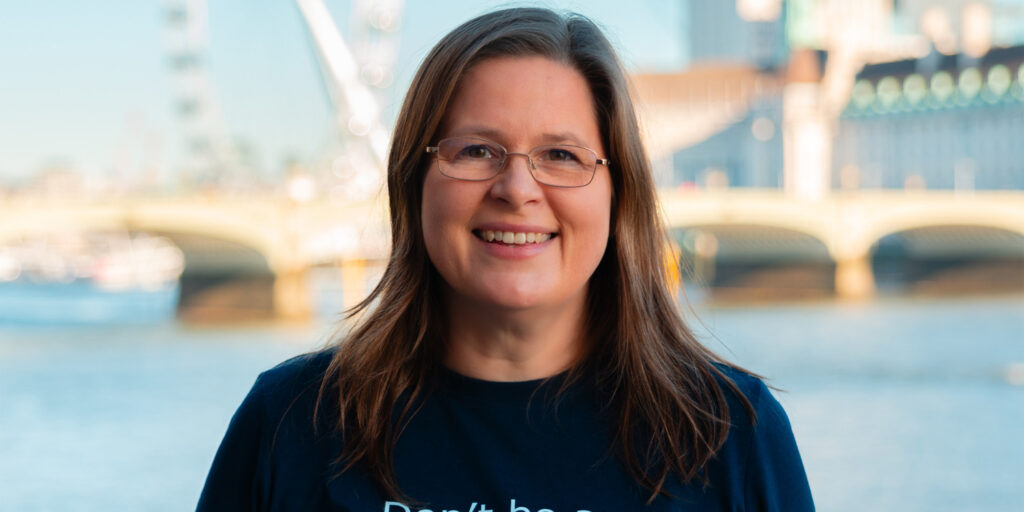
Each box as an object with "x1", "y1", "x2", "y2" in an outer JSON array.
[{"x1": 317, "y1": 7, "x2": 754, "y2": 502}]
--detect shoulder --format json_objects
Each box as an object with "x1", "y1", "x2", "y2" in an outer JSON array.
[
  {"x1": 710, "y1": 364, "x2": 815, "y2": 509},
  {"x1": 248, "y1": 349, "x2": 337, "y2": 422},
  {"x1": 711, "y1": 363, "x2": 764, "y2": 396},
  {"x1": 710, "y1": 363, "x2": 798, "y2": 454},
  {"x1": 710, "y1": 363, "x2": 773, "y2": 420},
  {"x1": 196, "y1": 350, "x2": 339, "y2": 510},
  {"x1": 257, "y1": 349, "x2": 335, "y2": 391}
]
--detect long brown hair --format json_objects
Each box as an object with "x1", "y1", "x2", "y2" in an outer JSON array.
[{"x1": 317, "y1": 7, "x2": 754, "y2": 502}]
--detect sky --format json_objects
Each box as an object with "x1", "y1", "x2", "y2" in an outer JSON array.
[{"x1": 0, "y1": 0, "x2": 687, "y2": 187}]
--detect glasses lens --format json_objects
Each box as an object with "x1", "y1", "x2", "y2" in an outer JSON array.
[
  {"x1": 530, "y1": 145, "x2": 597, "y2": 187},
  {"x1": 431, "y1": 138, "x2": 600, "y2": 187},
  {"x1": 437, "y1": 138, "x2": 504, "y2": 180}
]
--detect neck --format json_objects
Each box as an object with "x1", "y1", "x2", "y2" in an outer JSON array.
[{"x1": 443, "y1": 291, "x2": 588, "y2": 382}]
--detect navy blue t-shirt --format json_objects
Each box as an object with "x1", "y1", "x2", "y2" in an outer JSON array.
[{"x1": 197, "y1": 351, "x2": 814, "y2": 511}]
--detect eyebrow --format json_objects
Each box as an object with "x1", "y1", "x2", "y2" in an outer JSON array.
[{"x1": 448, "y1": 125, "x2": 589, "y2": 147}]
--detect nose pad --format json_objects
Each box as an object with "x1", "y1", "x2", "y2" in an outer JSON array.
[
  {"x1": 500, "y1": 152, "x2": 537, "y2": 181},
  {"x1": 504, "y1": 152, "x2": 535, "y2": 171},
  {"x1": 491, "y1": 152, "x2": 542, "y2": 203}
]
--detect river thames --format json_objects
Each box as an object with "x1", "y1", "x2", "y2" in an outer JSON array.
[{"x1": 0, "y1": 293, "x2": 1021, "y2": 511}]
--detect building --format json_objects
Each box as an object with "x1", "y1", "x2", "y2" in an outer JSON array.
[
  {"x1": 835, "y1": 45, "x2": 1024, "y2": 190},
  {"x1": 665, "y1": 0, "x2": 1024, "y2": 192}
]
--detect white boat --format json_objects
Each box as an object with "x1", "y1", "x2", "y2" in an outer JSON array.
[{"x1": 0, "y1": 233, "x2": 185, "y2": 324}]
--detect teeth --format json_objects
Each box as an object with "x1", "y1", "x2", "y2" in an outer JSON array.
[{"x1": 481, "y1": 230, "x2": 553, "y2": 245}]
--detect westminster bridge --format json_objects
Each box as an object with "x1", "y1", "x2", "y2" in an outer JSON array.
[{"x1": 1, "y1": 189, "x2": 1021, "y2": 319}]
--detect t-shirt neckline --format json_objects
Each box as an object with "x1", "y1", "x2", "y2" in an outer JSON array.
[{"x1": 436, "y1": 366, "x2": 576, "y2": 407}]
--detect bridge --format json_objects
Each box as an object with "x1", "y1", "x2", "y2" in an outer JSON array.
[
  {"x1": 1, "y1": 189, "x2": 1021, "y2": 319},
  {"x1": 659, "y1": 189, "x2": 1024, "y2": 298}
]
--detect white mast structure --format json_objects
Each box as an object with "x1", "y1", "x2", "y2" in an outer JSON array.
[
  {"x1": 780, "y1": 0, "x2": 925, "y2": 202},
  {"x1": 349, "y1": 0, "x2": 404, "y2": 114},
  {"x1": 163, "y1": 0, "x2": 239, "y2": 189},
  {"x1": 295, "y1": 0, "x2": 403, "y2": 201}
]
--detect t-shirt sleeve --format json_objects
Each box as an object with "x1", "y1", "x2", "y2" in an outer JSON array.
[
  {"x1": 195, "y1": 376, "x2": 267, "y2": 512},
  {"x1": 742, "y1": 381, "x2": 815, "y2": 511}
]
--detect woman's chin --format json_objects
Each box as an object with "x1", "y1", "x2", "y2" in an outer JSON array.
[
  {"x1": 473, "y1": 291, "x2": 545, "y2": 312},
  {"x1": 456, "y1": 280, "x2": 555, "y2": 312},
  {"x1": 455, "y1": 275, "x2": 589, "y2": 315}
]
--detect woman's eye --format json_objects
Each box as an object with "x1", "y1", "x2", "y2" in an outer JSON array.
[
  {"x1": 461, "y1": 145, "x2": 496, "y2": 159},
  {"x1": 545, "y1": 148, "x2": 579, "y2": 162}
]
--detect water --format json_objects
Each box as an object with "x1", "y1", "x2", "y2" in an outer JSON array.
[
  {"x1": 690, "y1": 297, "x2": 1024, "y2": 511},
  {"x1": 0, "y1": 295, "x2": 1021, "y2": 511},
  {"x1": 0, "y1": 281, "x2": 179, "y2": 325}
]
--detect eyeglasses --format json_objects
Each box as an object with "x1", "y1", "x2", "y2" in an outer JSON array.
[{"x1": 425, "y1": 137, "x2": 610, "y2": 188}]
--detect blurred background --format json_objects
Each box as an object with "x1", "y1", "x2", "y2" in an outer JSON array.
[{"x1": 0, "y1": 0, "x2": 1021, "y2": 510}]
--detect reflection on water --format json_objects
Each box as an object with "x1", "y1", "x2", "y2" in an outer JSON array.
[{"x1": 0, "y1": 295, "x2": 1021, "y2": 511}]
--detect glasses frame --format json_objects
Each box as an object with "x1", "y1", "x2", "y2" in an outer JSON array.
[{"x1": 425, "y1": 136, "x2": 611, "y2": 188}]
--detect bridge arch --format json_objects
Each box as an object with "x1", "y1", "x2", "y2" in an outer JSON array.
[
  {"x1": 867, "y1": 220, "x2": 1024, "y2": 251},
  {"x1": 0, "y1": 200, "x2": 302, "y2": 272},
  {"x1": 670, "y1": 223, "x2": 835, "y2": 300},
  {"x1": 0, "y1": 200, "x2": 311, "y2": 320},
  {"x1": 870, "y1": 224, "x2": 1024, "y2": 295}
]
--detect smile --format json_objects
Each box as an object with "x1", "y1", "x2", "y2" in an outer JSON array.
[{"x1": 473, "y1": 229, "x2": 556, "y2": 245}]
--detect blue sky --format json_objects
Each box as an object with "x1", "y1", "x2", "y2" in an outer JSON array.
[{"x1": 0, "y1": 0, "x2": 686, "y2": 186}]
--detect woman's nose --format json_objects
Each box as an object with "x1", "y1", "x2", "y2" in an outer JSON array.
[{"x1": 488, "y1": 152, "x2": 543, "y2": 206}]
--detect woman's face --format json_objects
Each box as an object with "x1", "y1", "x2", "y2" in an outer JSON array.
[{"x1": 421, "y1": 56, "x2": 613, "y2": 314}]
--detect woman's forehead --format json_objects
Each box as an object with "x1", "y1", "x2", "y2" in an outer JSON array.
[{"x1": 437, "y1": 56, "x2": 603, "y2": 149}]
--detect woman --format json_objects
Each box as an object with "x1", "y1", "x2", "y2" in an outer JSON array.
[{"x1": 198, "y1": 7, "x2": 814, "y2": 511}]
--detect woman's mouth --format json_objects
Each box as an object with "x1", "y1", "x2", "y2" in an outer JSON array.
[{"x1": 473, "y1": 229, "x2": 556, "y2": 246}]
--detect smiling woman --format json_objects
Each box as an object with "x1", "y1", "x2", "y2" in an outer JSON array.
[
  {"x1": 422, "y1": 56, "x2": 613, "y2": 374},
  {"x1": 196, "y1": 7, "x2": 814, "y2": 511}
]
